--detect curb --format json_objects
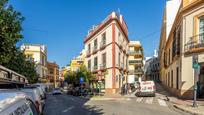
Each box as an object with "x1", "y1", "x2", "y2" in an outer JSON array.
[
  {"x1": 173, "y1": 104, "x2": 203, "y2": 115},
  {"x1": 90, "y1": 97, "x2": 131, "y2": 101}
]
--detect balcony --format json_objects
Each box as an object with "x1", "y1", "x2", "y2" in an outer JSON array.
[
  {"x1": 129, "y1": 59, "x2": 143, "y2": 65},
  {"x1": 92, "y1": 46, "x2": 98, "y2": 54},
  {"x1": 100, "y1": 63, "x2": 106, "y2": 70},
  {"x1": 128, "y1": 69, "x2": 144, "y2": 75},
  {"x1": 100, "y1": 40, "x2": 106, "y2": 50},
  {"x1": 184, "y1": 33, "x2": 204, "y2": 54},
  {"x1": 128, "y1": 50, "x2": 142, "y2": 55},
  {"x1": 86, "y1": 50, "x2": 91, "y2": 57}
]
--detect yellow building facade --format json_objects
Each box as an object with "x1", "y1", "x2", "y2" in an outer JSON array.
[
  {"x1": 21, "y1": 44, "x2": 48, "y2": 83},
  {"x1": 159, "y1": 0, "x2": 204, "y2": 99},
  {"x1": 128, "y1": 41, "x2": 144, "y2": 83}
]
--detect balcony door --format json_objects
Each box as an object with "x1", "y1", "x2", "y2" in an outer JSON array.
[{"x1": 199, "y1": 16, "x2": 204, "y2": 43}]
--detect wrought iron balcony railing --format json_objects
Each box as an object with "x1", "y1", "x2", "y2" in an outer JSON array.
[
  {"x1": 129, "y1": 59, "x2": 143, "y2": 64},
  {"x1": 128, "y1": 50, "x2": 142, "y2": 55},
  {"x1": 184, "y1": 33, "x2": 204, "y2": 53},
  {"x1": 92, "y1": 65, "x2": 98, "y2": 72},
  {"x1": 128, "y1": 69, "x2": 144, "y2": 75},
  {"x1": 100, "y1": 63, "x2": 106, "y2": 70}
]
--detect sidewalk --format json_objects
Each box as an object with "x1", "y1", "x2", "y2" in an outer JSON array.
[
  {"x1": 168, "y1": 96, "x2": 204, "y2": 115},
  {"x1": 156, "y1": 83, "x2": 204, "y2": 115}
]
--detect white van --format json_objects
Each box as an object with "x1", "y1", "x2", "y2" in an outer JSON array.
[
  {"x1": 0, "y1": 91, "x2": 39, "y2": 115},
  {"x1": 137, "y1": 81, "x2": 156, "y2": 97}
]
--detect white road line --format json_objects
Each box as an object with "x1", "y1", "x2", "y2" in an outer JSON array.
[
  {"x1": 158, "y1": 99, "x2": 167, "y2": 107},
  {"x1": 62, "y1": 106, "x2": 75, "y2": 113},
  {"x1": 136, "y1": 97, "x2": 143, "y2": 102},
  {"x1": 145, "y1": 97, "x2": 153, "y2": 104}
]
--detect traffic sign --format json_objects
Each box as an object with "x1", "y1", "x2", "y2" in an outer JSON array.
[
  {"x1": 193, "y1": 55, "x2": 199, "y2": 69},
  {"x1": 193, "y1": 63, "x2": 199, "y2": 69},
  {"x1": 80, "y1": 77, "x2": 84, "y2": 83}
]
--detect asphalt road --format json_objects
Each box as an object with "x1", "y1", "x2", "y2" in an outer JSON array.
[{"x1": 43, "y1": 94, "x2": 190, "y2": 115}]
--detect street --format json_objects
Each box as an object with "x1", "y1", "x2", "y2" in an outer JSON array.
[{"x1": 43, "y1": 94, "x2": 190, "y2": 115}]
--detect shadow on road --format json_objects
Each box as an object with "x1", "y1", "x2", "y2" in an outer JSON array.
[{"x1": 43, "y1": 94, "x2": 104, "y2": 115}]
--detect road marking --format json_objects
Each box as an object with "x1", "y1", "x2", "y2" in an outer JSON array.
[
  {"x1": 136, "y1": 97, "x2": 143, "y2": 102},
  {"x1": 158, "y1": 99, "x2": 167, "y2": 107},
  {"x1": 145, "y1": 97, "x2": 153, "y2": 104},
  {"x1": 62, "y1": 106, "x2": 75, "y2": 113}
]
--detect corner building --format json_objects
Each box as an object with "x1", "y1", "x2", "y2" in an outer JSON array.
[{"x1": 84, "y1": 12, "x2": 129, "y2": 94}]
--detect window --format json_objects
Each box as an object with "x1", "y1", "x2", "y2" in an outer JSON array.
[
  {"x1": 42, "y1": 55, "x2": 45, "y2": 66},
  {"x1": 102, "y1": 53, "x2": 106, "y2": 67},
  {"x1": 169, "y1": 49, "x2": 171, "y2": 64},
  {"x1": 94, "y1": 39, "x2": 97, "y2": 49},
  {"x1": 172, "y1": 30, "x2": 177, "y2": 58},
  {"x1": 171, "y1": 70, "x2": 173, "y2": 88},
  {"x1": 177, "y1": 28, "x2": 181, "y2": 55},
  {"x1": 199, "y1": 16, "x2": 204, "y2": 43},
  {"x1": 102, "y1": 32, "x2": 106, "y2": 44},
  {"x1": 94, "y1": 57, "x2": 98, "y2": 67},
  {"x1": 176, "y1": 67, "x2": 179, "y2": 89},
  {"x1": 88, "y1": 60, "x2": 91, "y2": 70},
  {"x1": 168, "y1": 72, "x2": 170, "y2": 86},
  {"x1": 118, "y1": 53, "x2": 121, "y2": 67},
  {"x1": 88, "y1": 44, "x2": 91, "y2": 52},
  {"x1": 172, "y1": 28, "x2": 181, "y2": 58},
  {"x1": 27, "y1": 54, "x2": 33, "y2": 61}
]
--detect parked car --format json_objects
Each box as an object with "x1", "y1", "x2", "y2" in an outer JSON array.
[
  {"x1": 0, "y1": 90, "x2": 39, "y2": 115},
  {"x1": 20, "y1": 86, "x2": 44, "y2": 114},
  {"x1": 52, "y1": 88, "x2": 62, "y2": 95},
  {"x1": 33, "y1": 85, "x2": 46, "y2": 99},
  {"x1": 136, "y1": 81, "x2": 156, "y2": 97},
  {"x1": 33, "y1": 83, "x2": 46, "y2": 93},
  {"x1": 72, "y1": 87, "x2": 80, "y2": 96},
  {"x1": 62, "y1": 86, "x2": 68, "y2": 93}
]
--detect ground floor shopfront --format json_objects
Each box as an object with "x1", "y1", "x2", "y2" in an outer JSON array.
[{"x1": 92, "y1": 68, "x2": 128, "y2": 94}]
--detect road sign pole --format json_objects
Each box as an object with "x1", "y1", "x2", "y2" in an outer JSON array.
[
  {"x1": 192, "y1": 54, "x2": 198, "y2": 107},
  {"x1": 193, "y1": 68, "x2": 198, "y2": 107}
]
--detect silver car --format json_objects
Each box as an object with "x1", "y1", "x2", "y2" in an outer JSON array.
[
  {"x1": 0, "y1": 90, "x2": 39, "y2": 115},
  {"x1": 21, "y1": 86, "x2": 44, "y2": 114}
]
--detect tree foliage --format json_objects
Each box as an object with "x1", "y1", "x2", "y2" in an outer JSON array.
[
  {"x1": 0, "y1": 0, "x2": 38, "y2": 83},
  {"x1": 65, "y1": 65, "x2": 96, "y2": 85}
]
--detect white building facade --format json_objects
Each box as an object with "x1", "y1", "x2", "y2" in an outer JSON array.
[{"x1": 84, "y1": 12, "x2": 129, "y2": 94}]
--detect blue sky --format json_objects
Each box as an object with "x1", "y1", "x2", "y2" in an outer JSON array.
[{"x1": 10, "y1": 0, "x2": 166, "y2": 67}]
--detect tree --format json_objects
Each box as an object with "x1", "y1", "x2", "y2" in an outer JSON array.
[
  {"x1": 0, "y1": 0, "x2": 24, "y2": 64},
  {"x1": 64, "y1": 65, "x2": 96, "y2": 85},
  {"x1": 0, "y1": 0, "x2": 38, "y2": 83}
]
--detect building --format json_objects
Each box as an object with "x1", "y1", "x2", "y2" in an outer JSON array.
[
  {"x1": 159, "y1": 0, "x2": 204, "y2": 99},
  {"x1": 127, "y1": 41, "x2": 144, "y2": 83},
  {"x1": 60, "y1": 65, "x2": 71, "y2": 81},
  {"x1": 70, "y1": 49, "x2": 86, "y2": 72},
  {"x1": 84, "y1": 11, "x2": 129, "y2": 94},
  {"x1": 21, "y1": 44, "x2": 48, "y2": 82},
  {"x1": 47, "y1": 61, "x2": 59, "y2": 88},
  {"x1": 144, "y1": 50, "x2": 160, "y2": 81}
]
